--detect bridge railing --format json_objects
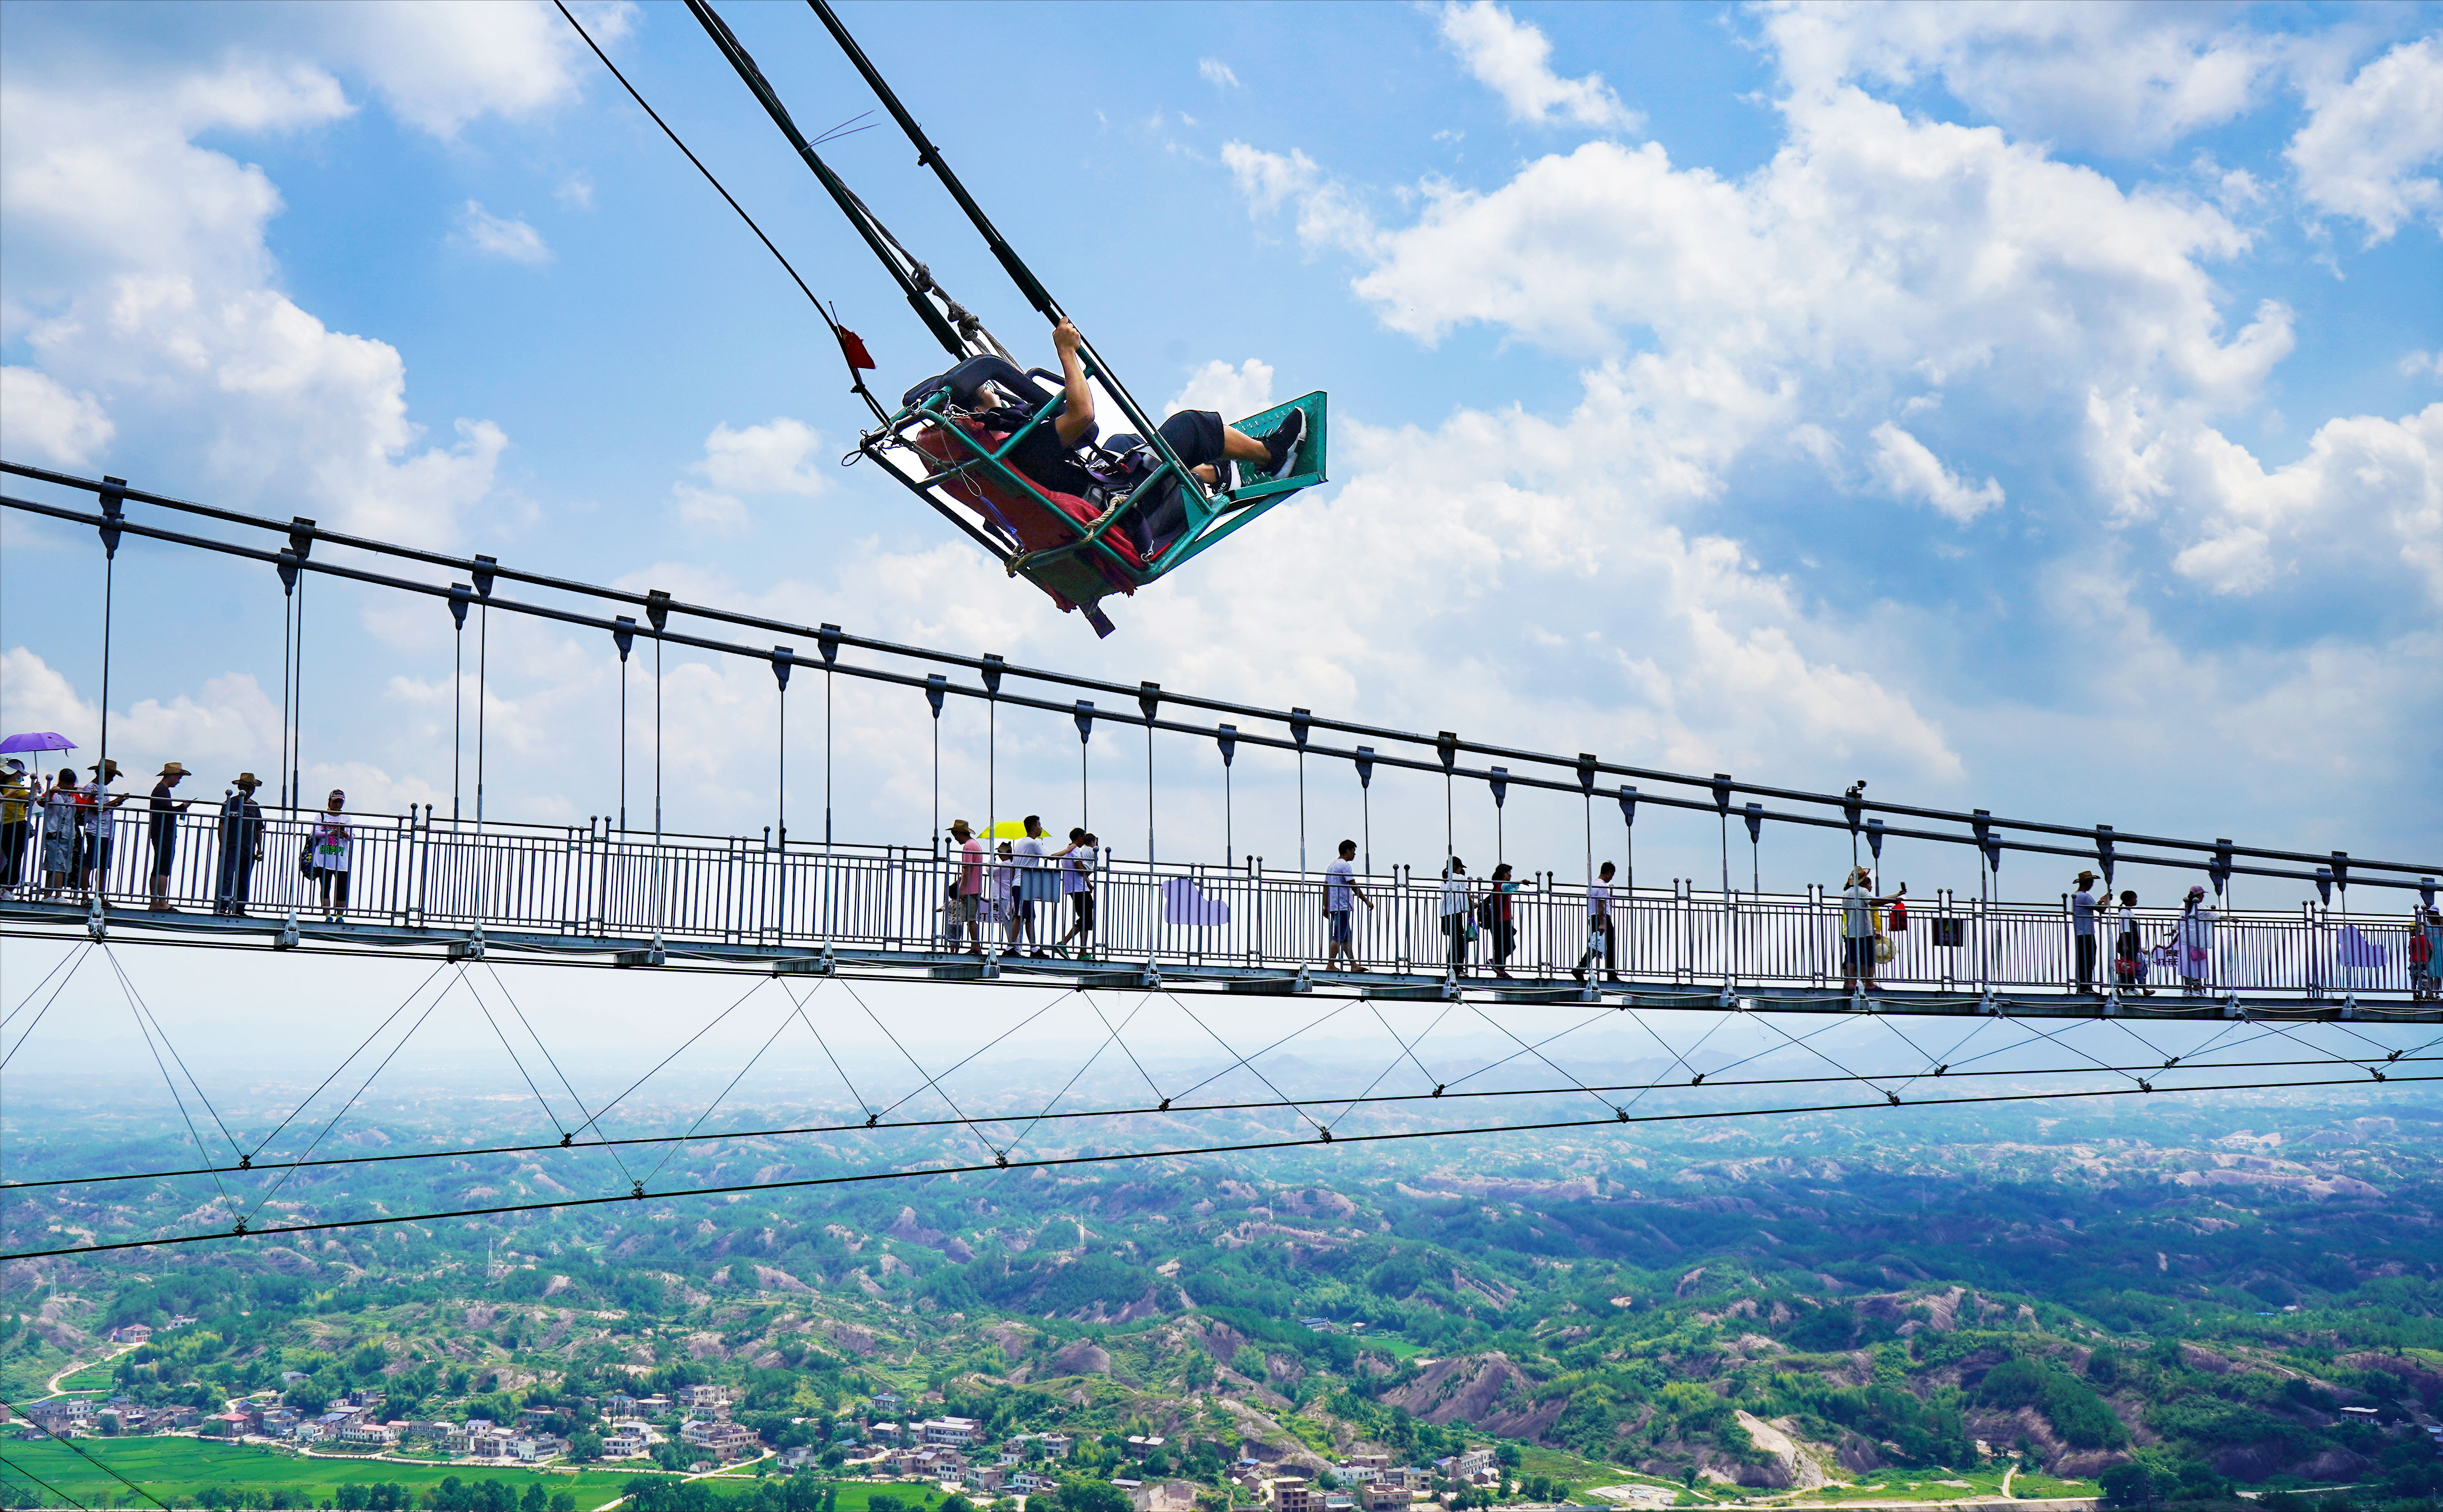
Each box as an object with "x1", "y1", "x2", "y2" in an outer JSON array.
[{"x1": 19, "y1": 807, "x2": 2428, "y2": 997}]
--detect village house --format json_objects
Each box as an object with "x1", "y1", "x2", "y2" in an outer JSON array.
[{"x1": 918, "y1": 1416, "x2": 981, "y2": 1447}]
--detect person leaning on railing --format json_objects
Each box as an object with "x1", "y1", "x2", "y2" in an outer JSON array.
[
  {"x1": 214, "y1": 773, "x2": 265, "y2": 918},
  {"x1": 0, "y1": 758, "x2": 31, "y2": 893}
]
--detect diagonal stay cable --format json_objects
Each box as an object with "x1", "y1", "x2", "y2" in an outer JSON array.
[
  {"x1": 1164, "y1": 991, "x2": 1331, "y2": 1136},
  {"x1": 0, "y1": 941, "x2": 84, "y2": 1031},
  {"x1": 1003, "y1": 991, "x2": 1172, "y2": 1164},
  {"x1": 107, "y1": 950, "x2": 237, "y2": 1228},
  {"x1": 479, "y1": 964, "x2": 637, "y2": 1177},
  {"x1": 1881, "y1": 1009, "x2": 2007, "y2": 1097},
  {"x1": 636, "y1": 992, "x2": 814, "y2": 1188},
  {"x1": 1084, "y1": 992, "x2": 1170, "y2": 1108},
  {"x1": 1462, "y1": 1003, "x2": 1625, "y2": 1114},
  {"x1": 0, "y1": 1397, "x2": 166, "y2": 1508},
  {"x1": 1675, "y1": 1009, "x2": 1874, "y2": 1086},
  {"x1": 0, "y1": 942, "x2": 91, "y2": 1071},
  {"x1": 240, "y1": 960, "x2": 450, "y2": 1162},
  {"x1": 837, "y1": 976, "x2": 1007, "y2": 1161},
  {"x1": 1370, "y1": 1001, "x2": 1454, "y2": 1093},
  {"x1": 1611, "y1": 1006, "x2": 1739, "y2": 1116},
  {"x1": 1437, "y1": 1005, "x2": 1615, "y2": 1096},
  {"x1": 2223, "y1": 1011, "x2": 2396, "y2": 1078},
  {"x1": 1972, "y1": 1011, "x2": 2151, "y2": 1088},
  {"x1": 561, "y1": 975, "x2": 771, "y2": 1143},
  {"x1": 103, "y1": 946, "x2": 246, "y2": 1160},
  {"x1": 461, "y1": 969, "x2": 572, "y2": 1140},
  {"x1": 17, "y1": 1050, "x2": 2426, "y2": 1193},
  {"x1": 853, "y1": 987, "x2": 1067, "y2": 1122},
  {"x1": 20, "y1": 1072, "x2": 2435, "y2": 1261},
  {"x1": 237, "y1": 967, "x2": 461, "y2": 1232},
  {"x1": 1162, "y1": 996, "x2": 1357, "y2": 1105},
  {"x1": 1313, "y1": 1008, "x2": 1451, "y2": 1131},
  {"x1": 779, "y1": 978, "x2": 872, "y2": 1118},
  {"x1": 1739, "y1": 1007, "x2": 1909, "y2": 1099}
]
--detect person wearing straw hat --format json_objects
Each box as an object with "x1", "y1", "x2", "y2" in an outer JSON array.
[
  {"x1": 0, "y1": 759, "x2": 31, "y2": 893},
  {"x1": 1840, "y1": 864, "x2": 1906, "y2": 995},
  {"x1": 77, "y1": 757, "x2": 129, "y2": 898},
  {"x1": 146, "y1": 762, "x2": 197, "y2": 912},
  {"x1": 214, "y1": 773, "x2": 266, "y2": 917},
  {"x1": 2070, "y1": 868, "x2": 2103, "y2": 994}
]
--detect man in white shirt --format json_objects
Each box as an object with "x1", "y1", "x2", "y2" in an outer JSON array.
[
  {"x1": 1013, "y1": 814, "x2": 1050, "y2": 958},
  {"x1": 1439, "y1": 857, "x2": 1472, "y2": 977},
  {"x1": 1576, "y1": 861, "x2": 1619, "y2": 984},
  {"x1": 1323, "y1": 839, "x2": 1372, "y2": 971},
  {"x1": 1840, "y1": 865, "x2": 1905, "y2": 994}
]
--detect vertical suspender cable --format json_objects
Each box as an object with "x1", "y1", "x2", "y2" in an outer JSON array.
[
  {"x1": 1356, "y1": 747, "x2": 1375, "y2": 875},
  {"x1": 448, "y1": 584, "x2": 472, "y2": 824},
  {"x1": 648, "y1": 590, "x2": 670, "y2": 942},
  {"x1": 276, "y1": 549, "x2": 294, "y2": 818},
  {"x1": 927, "y1": 674, "x2": 947, "y2": 864},
  {"x1": 1139, "y1": 683, "x2": 1160, "y2": 867},
  {"x1": 95, "y1": 480, "x2": 124, "y2": 902},
  {"x1": 1291, "y1": 709, "x2": 1310, "y2": 876},
  {"x1": 774, "y1": 646, "x2": 794, "y2": 941},
  {"x1": 1217, "y1": 726, "x2": 1238, "y2": 868},
  {"x1": 819, "y1": 624, "x2": 840, "y2": 851},
  {"x1": 291, "y1": 561, "x2": 307, "y2": 814},
  {"x1": 982, "y1": 654, "x2": 1004, "y2": 846},
  {"x1": 1074, "y1": 702, "x2": 1094, "y2": 833},
  {"x1": 614, "y1": 617, "x2": 635, "y2": 833}
]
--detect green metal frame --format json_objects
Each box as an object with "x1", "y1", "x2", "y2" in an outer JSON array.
[{"x1": 864, "y1": 379, "x2": 1328, "y2": 603}]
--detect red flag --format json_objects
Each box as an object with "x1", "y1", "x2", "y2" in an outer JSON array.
[{"x1": 836, "y1": 327, "x2": 876, "y2": 371}]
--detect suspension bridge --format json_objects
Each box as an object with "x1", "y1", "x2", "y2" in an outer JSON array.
[{"x1": 3, "y1": 457, "x2": 2439, "y2": 1266}]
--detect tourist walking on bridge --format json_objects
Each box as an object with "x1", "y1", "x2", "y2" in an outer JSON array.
[
  {"x1": 1013, "y1": 815, "x2": 1055, "y2": 959},
  {"x1": 1576, "y1": 860, "x2": 1620, "y2": 985},
  {"x1": 1323, "y1": 838, "x2": 1372, "y2": 972},
  {"x1": 214, "y1": 773, "x2": 264, "y2": 917},
  {"x1": 2168, "y1": 885, "x2": 2215, "y2": 994},
  {"x1": 309, "y1": 789, "x2": 353, "y2": 922},
  {"x1": 78, "y1": 758, "x2": 128, "y2": 898},
  {"x1": 2111, "y1": 889, "x2": 2150, "y2": 995},
  {"x1": 146, "y1": 762, "x2": 196, "y2": 912}
]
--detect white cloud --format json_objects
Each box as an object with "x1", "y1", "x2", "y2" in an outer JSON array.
[
  {"x1": 2286, "y1": 36, "x2": 2443, "y2": 245},
  {"x1": 456, "y1": 201, "x2": 552, "y2": 265},
  {"x1": 2403, "y1": 349, "x2": 2443, "y2": 380},
  {"x1": 2086, "y1": 396, "x2": 2443, "y2": 602},
  {"x1": 0, "y1": 367, "x2": 113, "y2": 467},
  {"x1": 1198, "y1": 58, "x2": 1241, "y2": 91},
  {"x1": 696, "y1": 418, "x2": 830, "y2": 498},
  {"x1": 1868, "y1": 422, "x2": 2003, "y2": 522},
  {"x1": 0, "y1": 59, "x2": 511, "y2": 546},
  {"x1": 556, "y1": 171, "x2": 595, "y2": 210},
  {"x1": 0, "y1": 648, "x2": 282, "y2": 784},
  {"x1": 673, "y1": 484, "x2": 750, "y2": 538},
  {"x1": 1221, "y1": 142, "x2": 1381, "y2": 255},
  {"x1": 309, "y1": 0, "x2": 638, "y2": 139},
  {"x1": 1758, "y1": 1, "x2": 2281, "y2": 154},
  {"x1": 1170, "y1": 359, "x2": 1275, "y2": 422},
  {"x1": 1436, "y1": 1, "x2": 1642, "y2": 132}
]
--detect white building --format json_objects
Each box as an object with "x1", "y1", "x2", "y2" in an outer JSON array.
[{"x1": 918, "y1": 1417, "x2": 981, "y2": 1447}]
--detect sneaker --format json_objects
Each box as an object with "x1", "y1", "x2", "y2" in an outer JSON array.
[{"x1": 1262, "y1": 408, "x2": 1307, "y2": 481}]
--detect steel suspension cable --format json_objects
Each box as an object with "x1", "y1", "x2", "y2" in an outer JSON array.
[
  {"x1": 553, "y1": 0, "x2": 886, "y2": 420},
  {"x1": 240, "y1": 958, "x2": 453, "y2": 1163},
  {"x1": 0, "y1": 1396, "x2": 168, "y2": 1508},
  {"x1": 0, "y1": 944, "x2": 90, "y2": 1070},
  {"x1": 11, "y1": 1048, "x2": 2431, "y2": 1195},
  {"x1": 15, "y1": 1071, "x2": 2433, "y2": 1261}
]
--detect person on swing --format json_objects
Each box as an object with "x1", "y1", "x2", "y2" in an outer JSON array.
[{"x1": 984, "y1": 319, "x2": 1305, "y2": 556}]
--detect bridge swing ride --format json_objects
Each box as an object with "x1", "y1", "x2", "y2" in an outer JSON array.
[{"x1": 663, "y1": 0, "x2": 1328, "y2": 638}]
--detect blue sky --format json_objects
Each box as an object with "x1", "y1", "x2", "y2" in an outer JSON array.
[{"x1": 2, "y1": 0, "x2": 2439, "y2": 899}]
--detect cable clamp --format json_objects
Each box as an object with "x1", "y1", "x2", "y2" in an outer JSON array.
[
  {"x1": 1292, "y1": 964, "x2": 1313, "y2": 995},
  {"x1": 238, "y1": 1154, "x2": 252, "y2": 1171},
  {"x1": 630, "y1": 1181, "x2": 646, "y2": 1200},
  {"x1": 2138, "y1": 1079, "x2": 2154, "y2": 1093},
  {"x1": 2102, "y1": 992, "x2": 2121, "y2": 1018},
  {"x1": 1139, "y1": 961, "x2": 1162, "y2": 990},
  {"x1": 2339, "y1": 993, "x2": 2358, "y2": 1021},
  {"x1": 2371, "y1": 1068, "x2": 2387, "y2": 1083},
  {"x1": 1316, "y1": 1126, "x2": 1333, "y2": 1143},
  {"x1": 1431, "y1": 1084, "x2": 1446, "y2": 1098},
  {"x1": 1932, "y1": 1065, "x2": 1948, "y2": 1078},
  {"x1": 865, "y1": 1112, "x2": 880, "y2": 1128},
  {"x1": 559, "y1": 1132, "x2": 573, "y2": 1148},
  {"x1": 1156, "y1": 1097, "x2": 1172, "y2": 1112},
  {"x1": 994, "y1": 1149, "x2": 1009, "y2": 1168},
  {"x1": 1979, "y1": 989, "x2": 1999, "y2": 1017},
  {"x1": 86, "y1": 894, "x2": 108, "y2": 941},
  {"x1": 2222, "y1": 992, "x2": 2243, "y2": 1020},
  {"x1": 231, "y1": 1218, "x2": 249, "y2": 1237},
  {"x1": 1440, "y1": 972, "x2": 1461, "y2": 1001},
  {"x1": 1615, "y1": 1107, "x2": 1629, "y2": 1123},
  {"x1": 1689, "y1": 1073, "x2": 1705, "y2": 1087},
  {"x1": 277, "y1": 910, "x2": 300, "y2": 951}
]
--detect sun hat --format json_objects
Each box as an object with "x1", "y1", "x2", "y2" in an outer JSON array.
[
  {"x1": 231, "y1": 772, "x2": 260, "y2": 789},
  {"x1": 2074, "y1": 869, "x2": 2098, "y2": 886},
  {"x1": 159, "y1": 761, "x2": 188, "y2": 778}
]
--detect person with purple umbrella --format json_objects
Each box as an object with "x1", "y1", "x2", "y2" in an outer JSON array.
[{"x1": 0, "y1": 759, "x2": 31, "y2": 893}]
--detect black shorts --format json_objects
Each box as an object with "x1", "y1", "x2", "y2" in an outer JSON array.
[
  {"x1": 1069, "y1": 891, "x2": 1095, "y2": 929},
  {"x1": 1157, "y1": 410, "x2": 1227, "y2": 469}
]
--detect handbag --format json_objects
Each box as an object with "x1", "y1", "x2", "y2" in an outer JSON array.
[
  {"x1": 298, "y1": 835, "x2": 316, "y2": 879},
  {"x1": 1873, "y1": 936, "x2": 1895, "y2": 964}
]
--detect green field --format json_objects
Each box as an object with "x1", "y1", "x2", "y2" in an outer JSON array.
[
  {"x1": 1514, "y1": 1446, "x2": 1665, "y2": 1496},
  {"x1": 0, "y1": 1440, "x2": 972, "y2": 1510}
]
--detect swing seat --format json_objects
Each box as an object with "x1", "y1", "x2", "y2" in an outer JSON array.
[{"x1": 866, "y1": 363, "x2": 1328, "y2": 637}]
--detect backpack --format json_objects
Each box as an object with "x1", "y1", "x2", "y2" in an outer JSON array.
[{"x1": 1888, "y1": 898, "x2": 1908, "y2": 932}]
